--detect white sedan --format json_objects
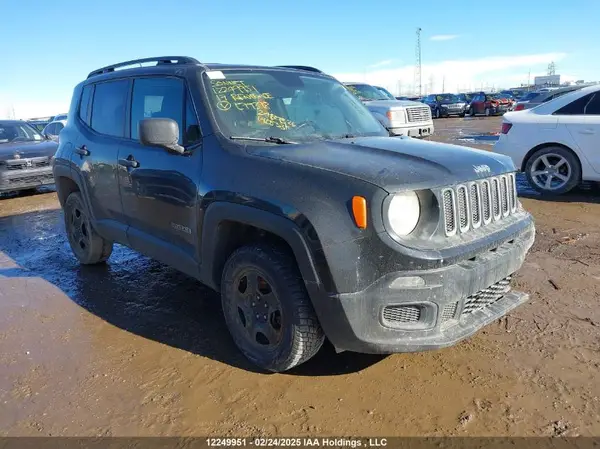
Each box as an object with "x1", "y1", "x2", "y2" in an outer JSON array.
[{"x1": 493, "y1": 85, "x2": 600, "y2": 194}]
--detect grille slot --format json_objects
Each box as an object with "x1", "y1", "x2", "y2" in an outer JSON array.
[
  {"x1": 441, "y1": 302, "x2": 458, "y2": 321},
  {"x1": 469, "y1": 183, "x2": 481, "y2": 228},
  {"x1": 442, "y1": 189, "x2": 456, "y2": 235},
  {"x1": 501, "y1": 176, "x2": 509, "y2": 216},
  {"x1": 457, "y1": 185, "x2": 469, "y2": 232},
  {"x1": 441, "y1": 174, "x2": 517, "y2": 236},
  {"x1": 462, "y1": 276, "x2": 512, "y2": 315},
  {"x1": 382, "y1": 305, "x2": 421, "y2": 324},
  {"x1": 406, "y1": 106, "x2": 431, "y2": 123}
]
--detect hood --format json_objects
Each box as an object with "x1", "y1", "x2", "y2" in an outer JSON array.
[
  {"x1": 248, "y1": 136, "x2": 515, "y2": 192},
  {"x1": 362, "y1": 99, "x2": 422, "y2": 108},
  {"x1": 0, "y1": 140, "x2": 58, "y2": 161}
]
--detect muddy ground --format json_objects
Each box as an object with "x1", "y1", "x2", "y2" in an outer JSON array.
[{"x1": 0, "y1": 116, "x2": 598, "y2": 437}]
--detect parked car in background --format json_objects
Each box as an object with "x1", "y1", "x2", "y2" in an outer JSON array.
[
  {"x1": 373, "y1": 86, "x2": 396, "y2": 100},
  {"x1": 42, "y1": 120, "x2": 67, "y2": 141},
  {"x1": 345, "y1": 82, "x2": 434, "y2": 137},
  {"x1": 456, "y1": 93, "x2": 474, "y2": 115},
  {"x1": 494, "y1": 85, "x2": 600, "y2": 194},
  {"x1": 0, "y1": 120, "x2": 57, "y2": 193},
  {"x1": 52, "y1": 113, "x2": 68, "y2": 122},
  {"x1": 53, "y1": 56, "x2": 534, "y2": 372},
  {"x1": 27, "y1": 120, "x2": 51, "y2": 133},
  {"x1": 513, "y1": 86, "x2": 583, "y2": 111},
  {"x1": 422, "y1": 93, "x2": 466, "y2": 118},
  {"x1": 469, "y1": 93, "x2": 510, "y2": 116}
]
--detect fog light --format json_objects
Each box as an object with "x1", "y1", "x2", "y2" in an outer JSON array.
[{"x1": 389, "y1": 276, "x2": 425, "y2": 289}]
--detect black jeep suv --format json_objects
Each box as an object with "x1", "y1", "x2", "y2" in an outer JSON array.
[{"x1": 53, "y1": 56, "x2": 535, "y2": 372}]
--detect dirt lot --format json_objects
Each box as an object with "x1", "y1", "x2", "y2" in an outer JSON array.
[{"x1": 0, "y1": 116, "x2": 599, "y2": 437}]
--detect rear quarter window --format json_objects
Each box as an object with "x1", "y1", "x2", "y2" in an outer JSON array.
[
  {"x1": 553, "y1": 93, "x2": 594, "y2": 115},
  {"x1": 79, "y1": 85, "x2": 94, "y2": 125},
  {"x1": 90, "y1": 80, "x2": 129, "y2": 137}
]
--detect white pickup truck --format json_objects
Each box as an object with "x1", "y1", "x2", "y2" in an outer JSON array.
[{"x1": 344, "y1": 82, "x2": 434, "y2": 138}]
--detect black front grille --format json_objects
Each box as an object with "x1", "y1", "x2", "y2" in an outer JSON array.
[
  {"x1": 462, "y1": 276, "x2": 512, "y2": 315},
  {"x1": 5, "y1": 158, "x2": 49, "y2": 170}
]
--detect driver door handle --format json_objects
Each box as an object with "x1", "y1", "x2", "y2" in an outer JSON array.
[
  {"x1": 118, "y1": 157, "x2": 140, "y2": 168},
  {"x1": 75, "y1": 145, "x2": 89, "y2": 156}
]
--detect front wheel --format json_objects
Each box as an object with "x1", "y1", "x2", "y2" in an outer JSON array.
[
  {"x1": 64, "y1": 192, "x2": 113, "y2": 264},
  {"x1": 221, "y1": 244, "x2": 325, "y2": 372},
  {"x1": 459, "y1": 112, "x2": 465, "y2": 118},
  {"x1": 525, "y1": 147, "x2": 581, "y2": 195},
  {"x1": 435, "y1": 108, "x2": 441, "y2": 119},
  {"x1": 470, "y1": 107, "x2": 476, "y2": 117},
  {"x1": 485, "y1": 107, "x2": 491, "y2": 117}
]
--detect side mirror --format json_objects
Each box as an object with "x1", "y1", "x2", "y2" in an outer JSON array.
[{"x1": 139, "y1": 118, "x2": 185, "y2": 154}]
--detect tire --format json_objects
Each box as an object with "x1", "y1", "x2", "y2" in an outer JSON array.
[
  {"x1": 459, "y1": 112, "x2": 465, "y2": 118},
  {"x1": 64, "y1": 192, "x2": 113, "y2": 264},
  {"x1": 485, "y1": 108, "x2": 491, "y2": 117},
  {"x1": 435, "y1": 108, "x2": 441, "y2": 119},
  {"x1": 221, "y1": 244, "x2": 325, "y2": 372},
  {"x1": 524, "y1": 146, "x2": 581, "y2": 195},
  {"x1": 470, "y1": 107, "x2": 475, "y2": 117}
]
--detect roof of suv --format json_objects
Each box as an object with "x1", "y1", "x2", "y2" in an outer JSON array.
[{"x1": 84, "y1": 56, "x2": 332, "y2": 83}]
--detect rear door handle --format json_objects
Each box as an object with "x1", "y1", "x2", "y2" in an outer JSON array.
[
  {"x1": 74, "y1": 145, "x2": 89, "y2": 156},
  {"x1": 118, "y1": 157, "x2": 140, "y2": 168}
]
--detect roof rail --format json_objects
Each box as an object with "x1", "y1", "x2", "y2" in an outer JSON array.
[
  {"x1": 87, "y1": 56, "x2": 203, "y2": 79},
  {"x1": 276, "y1": 65, "x2": 324, "y2": 74}
]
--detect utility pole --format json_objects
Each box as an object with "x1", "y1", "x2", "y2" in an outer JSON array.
[
  {"x1": 527, "y1": 69, "x2": 531, "y2": 87},
  {"x1": 442, "y1": 76, "x2": 445, "y2": 92},
  {"x1": 414, "y1": 27, "x2": 422, "y2": 96}
]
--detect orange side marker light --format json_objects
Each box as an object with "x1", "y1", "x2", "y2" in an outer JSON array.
[{"x1": 352, "y1": 196, "x2": 367, "y2": 229}]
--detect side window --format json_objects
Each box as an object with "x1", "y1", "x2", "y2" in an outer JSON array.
[
  {"x1": 90, "y1": 80, "x2": 129, "y2": 137},
  {"x1": 542, "y1": 94, "x2": 555, "y2": 103},
  {"x1": 584, "y1": 94, "x2": 600, "y2": 115},
  {"x1": 79, "y1": 85, "x2": 93, "y2": 125},
  {"x1": 56, "y1": 122, "x2": 65, "y2": 132},
  {"x1": 184, "y1": 94, "x2": 201, "y2": 144},
  {"x1": 554, "y1": 94, "x2": 593, "y2": 115},
  {"x1": 131, "y1": 77, "x2": 184, "y2": 143}
]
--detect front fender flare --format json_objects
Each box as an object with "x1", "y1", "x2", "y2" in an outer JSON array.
[{"x1": 199, "y1": 202, "x2": 323, "y2": 294}]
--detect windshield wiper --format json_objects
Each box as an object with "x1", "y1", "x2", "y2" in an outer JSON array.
[{"x1": 230, "y1": 136, "x2": 296, "y2": 145}]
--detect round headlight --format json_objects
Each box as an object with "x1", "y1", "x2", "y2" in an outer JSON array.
[{"x1": 387, "y1": 192, "x2": 421, "y2": 236}]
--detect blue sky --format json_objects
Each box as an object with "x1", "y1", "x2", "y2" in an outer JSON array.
[{"x1": 1, "y1": 0, "x2": 599, "y2": 118}]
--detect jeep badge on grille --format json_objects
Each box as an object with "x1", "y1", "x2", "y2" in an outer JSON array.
[{"x1": 473, "y1": 164, "x2": 491, "y2": 175}]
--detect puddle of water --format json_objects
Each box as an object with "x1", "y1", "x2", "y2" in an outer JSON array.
[{"x1": 455, "y1": 133, "x2": 500, "y2": 145}]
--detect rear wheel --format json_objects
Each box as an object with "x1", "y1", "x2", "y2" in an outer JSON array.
[
  {"x1": 64, "y1": 192, "x2": 113, "y2": 264},
  {"x1": 435, "y1": 108, "x2": 441, "y2": 119},
  {"x1": 525, "y1": 146, "x2": 581, "y2": 195},
  {"x1": 485, "y1": 107, "x2": 491, "y2": 117},
  {"x1": 470, "y1": 107, "x2": 476, "y2": 117},
  {"x1": 221, "y1": 244, "x2": 325, "y2": 372}
]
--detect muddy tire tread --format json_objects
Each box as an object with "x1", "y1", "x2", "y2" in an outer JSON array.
[
  {"x1": 221, "y1": 243, "x2": 324, "y2": 372},
  {"x1": 65, "y1": 192, "x2": 113, "y2": 265}
]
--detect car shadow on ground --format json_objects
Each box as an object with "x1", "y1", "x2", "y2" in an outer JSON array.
[{"x1": 0, "y1": 209, "x2": 384, "y2": 376}]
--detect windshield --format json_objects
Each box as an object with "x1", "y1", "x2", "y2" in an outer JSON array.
[
  {"x1": 204, "y1": 71, "x2": 388, "y2": 142},
  {"x1": 344, "y1": 83, "x2": 389, "y2": 101},
  {"x1": 436, "y1": 94, "x2": 459, "y2": 103},
  {"x1": 0, "y1": 122, "x2": 44, "y2": 144},
  {"x1": 374, "y1": 86, "x2": 396, "y2": 100}
]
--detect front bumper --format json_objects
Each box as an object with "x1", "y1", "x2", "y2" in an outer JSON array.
[
  {"x1": 0, "y1": 166, "x2": 54, "y2": 192},
  {"x1": 316, "y1": 220, "x2": 535, "y2": 353},
  {"x1": 389, "y1": 124, "x2": 434, "y2": 138}
]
